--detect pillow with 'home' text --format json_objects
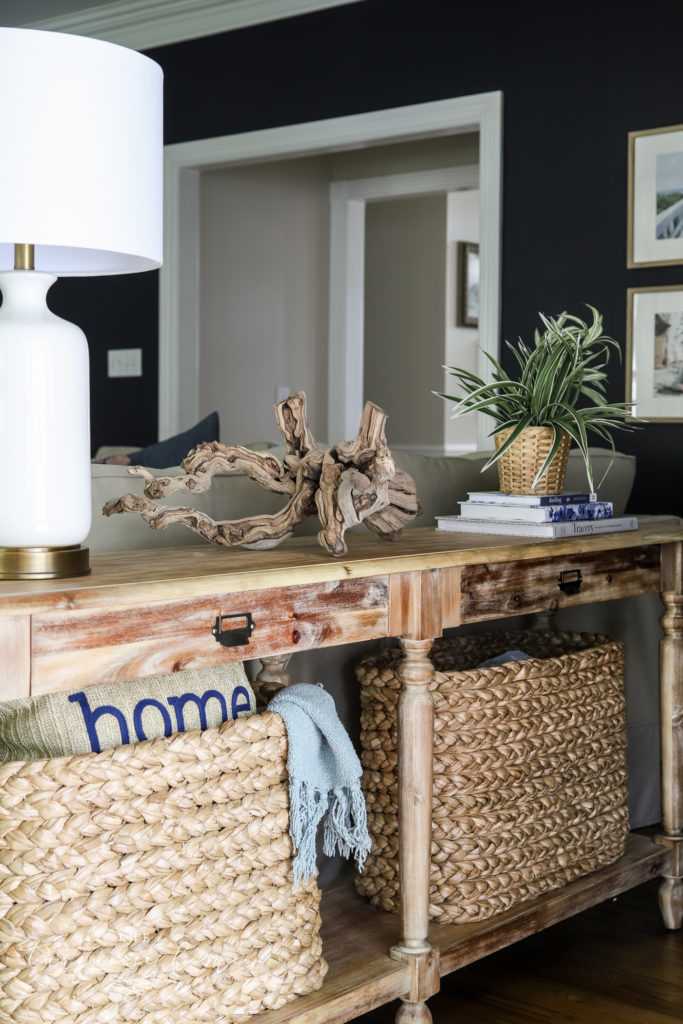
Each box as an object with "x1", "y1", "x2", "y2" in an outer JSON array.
[{"x1": 0, "y1": 662, "x2": 254, "y2": 762}]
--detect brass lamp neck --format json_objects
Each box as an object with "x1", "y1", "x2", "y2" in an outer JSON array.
[{"x1": 14, "y1": 243, "x2": 35, "y2": 271}]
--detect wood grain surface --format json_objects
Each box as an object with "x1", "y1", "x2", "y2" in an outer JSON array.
[
  {"x1": 459, "y1": 544, "x2": 661, "y2": 622},
  {"x1": 30, "y1": 577, "x2": 389, "y2": 694},
  {"x1": 0, "y1": 615, "x2": 30, "y2": 698},
  {"x1": 351, "y1": 874, "x2": 683, "y2": 1024},
  {"x1": 252, "y1": 835, "x2": 667, "y2": 1024},
  {"x1": 0, "y1": 519, "x2": 680, "y2": 618}
]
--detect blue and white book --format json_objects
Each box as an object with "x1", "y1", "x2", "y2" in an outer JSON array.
[
  {"x1": 459, "y1": 500, "x2": 613, "y2": 523},
  {"x1": 435, "y1": 515, "x2": 638, "y2": 539},
  {"x1": 466, "y1": 490, "x2": 598, "y2": 507}
]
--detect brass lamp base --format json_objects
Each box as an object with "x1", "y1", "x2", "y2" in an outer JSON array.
[{"x1": 0, "y1": 545, "x2": 90, "y2": 580}]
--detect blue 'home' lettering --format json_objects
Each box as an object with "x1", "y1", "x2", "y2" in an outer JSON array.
[
  {"x1": 68, "y1": 685, "x2": 253, "y2": 752},
  {"x1": 133, "y1": 698, "x2": 173, "y2": 741},
  {"x1": 231, "y1": 685, "x2": 251, "y2": 718},
  {"x1": 68, "y1": 692, "x2": 130, "y2": 753},
  {"x1": 167, "y1": 689, "x2": 229, "y2": 731}
]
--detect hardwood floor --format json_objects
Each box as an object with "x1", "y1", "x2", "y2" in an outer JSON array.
[{"x1": 351, "y1": 880, "x2": 683, "y2": 1023}]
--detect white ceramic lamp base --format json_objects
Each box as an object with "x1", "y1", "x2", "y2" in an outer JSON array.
[{"x1": 0, "y1": 270, "x2": 91, "y2": 579}]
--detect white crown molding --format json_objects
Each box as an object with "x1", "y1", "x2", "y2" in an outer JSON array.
[{"x1": 26, "y1": 0, "x2": 364, "y2": 51}]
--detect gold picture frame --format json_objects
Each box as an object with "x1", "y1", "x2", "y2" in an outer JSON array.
[
  {"x1": 626, "y1": 284, "x2": 683, "y2": 421},
  {"x1": 628, "y1": 123, "x2": 683, "y2": 268}
]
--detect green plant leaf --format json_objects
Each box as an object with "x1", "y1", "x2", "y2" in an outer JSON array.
[{"x1": 435, "y1": 304, "x2": 644, "y2": 455}]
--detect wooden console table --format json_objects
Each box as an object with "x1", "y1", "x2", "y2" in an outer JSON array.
[{"x1": 1, "y1": 516, "x2": 682, "y2": 1024}]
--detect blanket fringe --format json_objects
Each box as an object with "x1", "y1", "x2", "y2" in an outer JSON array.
[{"x1": 290, "y1": 781, "x2": 370, "y2": 885}]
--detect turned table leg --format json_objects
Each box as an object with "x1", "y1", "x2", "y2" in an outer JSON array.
[
  {"x1": 253, "y1": 654, "x2": 291, "y2": 706},
  {"x1": 657, "y1": 543, "x2": 683, "y2": 929},
  {"x1": 390, "y1": 638, "x2": 439, "y2": 1024}
]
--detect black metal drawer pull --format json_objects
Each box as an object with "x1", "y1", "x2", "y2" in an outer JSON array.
[
  {"x1": 212, "y1": 612, "x2": 255, "y2": 647},
  {"x1": 558, "y1": 569, "x2": 582, "y2": 595}
]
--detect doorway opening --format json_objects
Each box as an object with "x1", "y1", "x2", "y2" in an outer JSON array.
[{"x1": 160, "y1": 92, "x2": 502, "y2": 450}]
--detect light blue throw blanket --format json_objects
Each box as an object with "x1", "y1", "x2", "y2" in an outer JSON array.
[{"x1": 268, "y1": 682, "x2": 371, "y2": 885}]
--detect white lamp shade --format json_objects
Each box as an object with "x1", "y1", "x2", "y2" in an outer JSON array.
[{"x1": 0, "y1": 27, "x2": 163, "y2": 274}]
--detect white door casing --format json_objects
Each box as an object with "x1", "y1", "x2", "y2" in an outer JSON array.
[{"x1": 159, "y1": 91, "x2": 503, "y2": 448}]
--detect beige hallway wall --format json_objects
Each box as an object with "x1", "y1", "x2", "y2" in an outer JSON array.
[
  {"x1": 200, "y1": 158, "x2": 330, "y2": 443},
  {"x1": 363, "y1": 193, "x2": 447, "y2": 450},
  {"x1": 199, "y1": 132, "x2": 478, "y2": 446}
]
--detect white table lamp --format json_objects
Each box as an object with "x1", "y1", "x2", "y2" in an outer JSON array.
[{"x1": 0, "y1": 27, "x2": 162, "y2": 579}]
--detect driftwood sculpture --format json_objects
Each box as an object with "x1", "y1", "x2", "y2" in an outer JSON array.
[{"x1": 103, "y1": 392, "x2": 421, "y2": 557}]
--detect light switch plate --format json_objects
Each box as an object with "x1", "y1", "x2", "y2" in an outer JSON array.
[{"x1": 108, "y1": 348, "x2": 142, "y2": 378}]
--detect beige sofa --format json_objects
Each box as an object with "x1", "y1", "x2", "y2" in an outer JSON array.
[
  {"x1": 88, "y1": 446, "x2": 637, "y2": 552},
  {"x1": 87, "y1": 446, "x2": 661, "y2": 840}
]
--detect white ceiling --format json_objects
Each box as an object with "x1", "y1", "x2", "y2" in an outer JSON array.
[
  {"x1": 1, "y1": 0, "x2": 362, "y2": 28},
  {"x1": 1, "y1": 1, "x2": 121, "y2": 26},
  {"x1": 1, "y1": 0, "x2": 362, "y2": 38}
]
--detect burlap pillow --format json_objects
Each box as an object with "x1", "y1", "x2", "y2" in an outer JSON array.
[{"x1": 0, "y1": 663, "x2": 255, "y2": 762}]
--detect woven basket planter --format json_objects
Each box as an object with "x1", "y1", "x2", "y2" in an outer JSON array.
[
  {"x1": 494, "y1": 426, "x2": 571, "y2": 494},
  {"x1": 355, "y1": 630, "x2": 629, "y2": 924},
  {"x1": 0, "y1": 711, "x2": 327, "y2": 1024}
]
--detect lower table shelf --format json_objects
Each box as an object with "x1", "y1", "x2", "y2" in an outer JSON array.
[
  {"x1": 255, "y1": 834, "x2": 669, "y2": 1024},
  {"x1": 432, "y1": 832, "x2": 668, "y2": 974}
]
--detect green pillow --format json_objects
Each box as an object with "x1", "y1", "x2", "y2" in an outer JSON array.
[{"x1": 0, "y1": 663, "x2": 255, "y2": 762}]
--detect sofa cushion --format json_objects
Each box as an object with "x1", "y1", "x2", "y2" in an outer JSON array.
[
  {"x1": 391, "y1": 450, "x2": 499, "y2": 525},
  {"x1": 89, "y1": 460, "x2": 286, "y2": 552},
  {"x1": 562, "y1": 447, "x2": 635, "y2": 515},
  {"x1": 392, "y1": 447, "x2": 635, "y2": 522},
  {"x1": 87, "y1": 445, "x2": 636, "y2": 553}
]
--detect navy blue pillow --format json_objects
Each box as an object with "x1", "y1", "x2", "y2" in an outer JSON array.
[{"x1": 129, "y1": 411, "x2": 219, "y2": 468}]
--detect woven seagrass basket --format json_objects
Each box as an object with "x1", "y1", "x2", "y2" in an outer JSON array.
[
  {"x1": 355, "y1": 630, "x2": 630, "y2": 924},
  {"x1": 0, "y1": 711, "x2": 327, "y2": 1024},
  {"x1": 494, "y1": 426, "x2": 571, "y2": 494}
]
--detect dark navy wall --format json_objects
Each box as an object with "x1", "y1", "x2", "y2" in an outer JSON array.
[
  {"x1": 49, "y1": 273, "x2": 158, "y2": 455},
  {"x1": 57, "y1": 0, "x2": 682, "y2": 512}
]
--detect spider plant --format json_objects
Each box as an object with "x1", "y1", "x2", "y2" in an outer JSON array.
[{"x1": 436, "y1": 305, "x2": 637, "y2": 491}]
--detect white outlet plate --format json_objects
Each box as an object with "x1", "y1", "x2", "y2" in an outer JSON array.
[{"x1": 108, "y1": 348, "x2": 142, "y2": 378}]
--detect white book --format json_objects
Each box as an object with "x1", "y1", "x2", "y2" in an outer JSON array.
[
  {"x1": 435, "y1": 515, "x2": 639, "y2": 538},
  {"x1": 467, "y1": 490, "x2": 598, "y2": 507},
  {"x1": 458, "y1": 500, "x2": 613, "y2": 523}
]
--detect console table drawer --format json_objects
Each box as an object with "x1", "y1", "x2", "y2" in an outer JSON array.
[
  {"x1": 458, "y1": 545, "x2": 661, "y2": 623},
  {"x1": 30, "y1": 576, "x2": 389, "y2": 694}
]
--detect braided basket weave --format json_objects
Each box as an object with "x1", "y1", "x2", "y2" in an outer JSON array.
[
  {"x1": 494, "y1": 426, "x2": 571, "y2": 494},
  {"x1": 355, "y1": 630, "x2": 629, "y2": 923},
  {"x1": 0, "y1": 711, "x2": 327, "y2": 1024}
]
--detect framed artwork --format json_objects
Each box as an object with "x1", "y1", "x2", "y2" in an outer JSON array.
[
  {"x1": 456, "y1": 241, "x2": 479, "y2": 327},
  {"x1": 628, "y1": 124, "x2": 683, "y2": 267},
  {"x1": 626, "y1": 285, "x2": 683, "y2": 421}
]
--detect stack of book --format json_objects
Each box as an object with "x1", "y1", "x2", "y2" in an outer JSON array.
[{"x1": 436, "y1": 489, "x2": 639, "y2": 538}]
